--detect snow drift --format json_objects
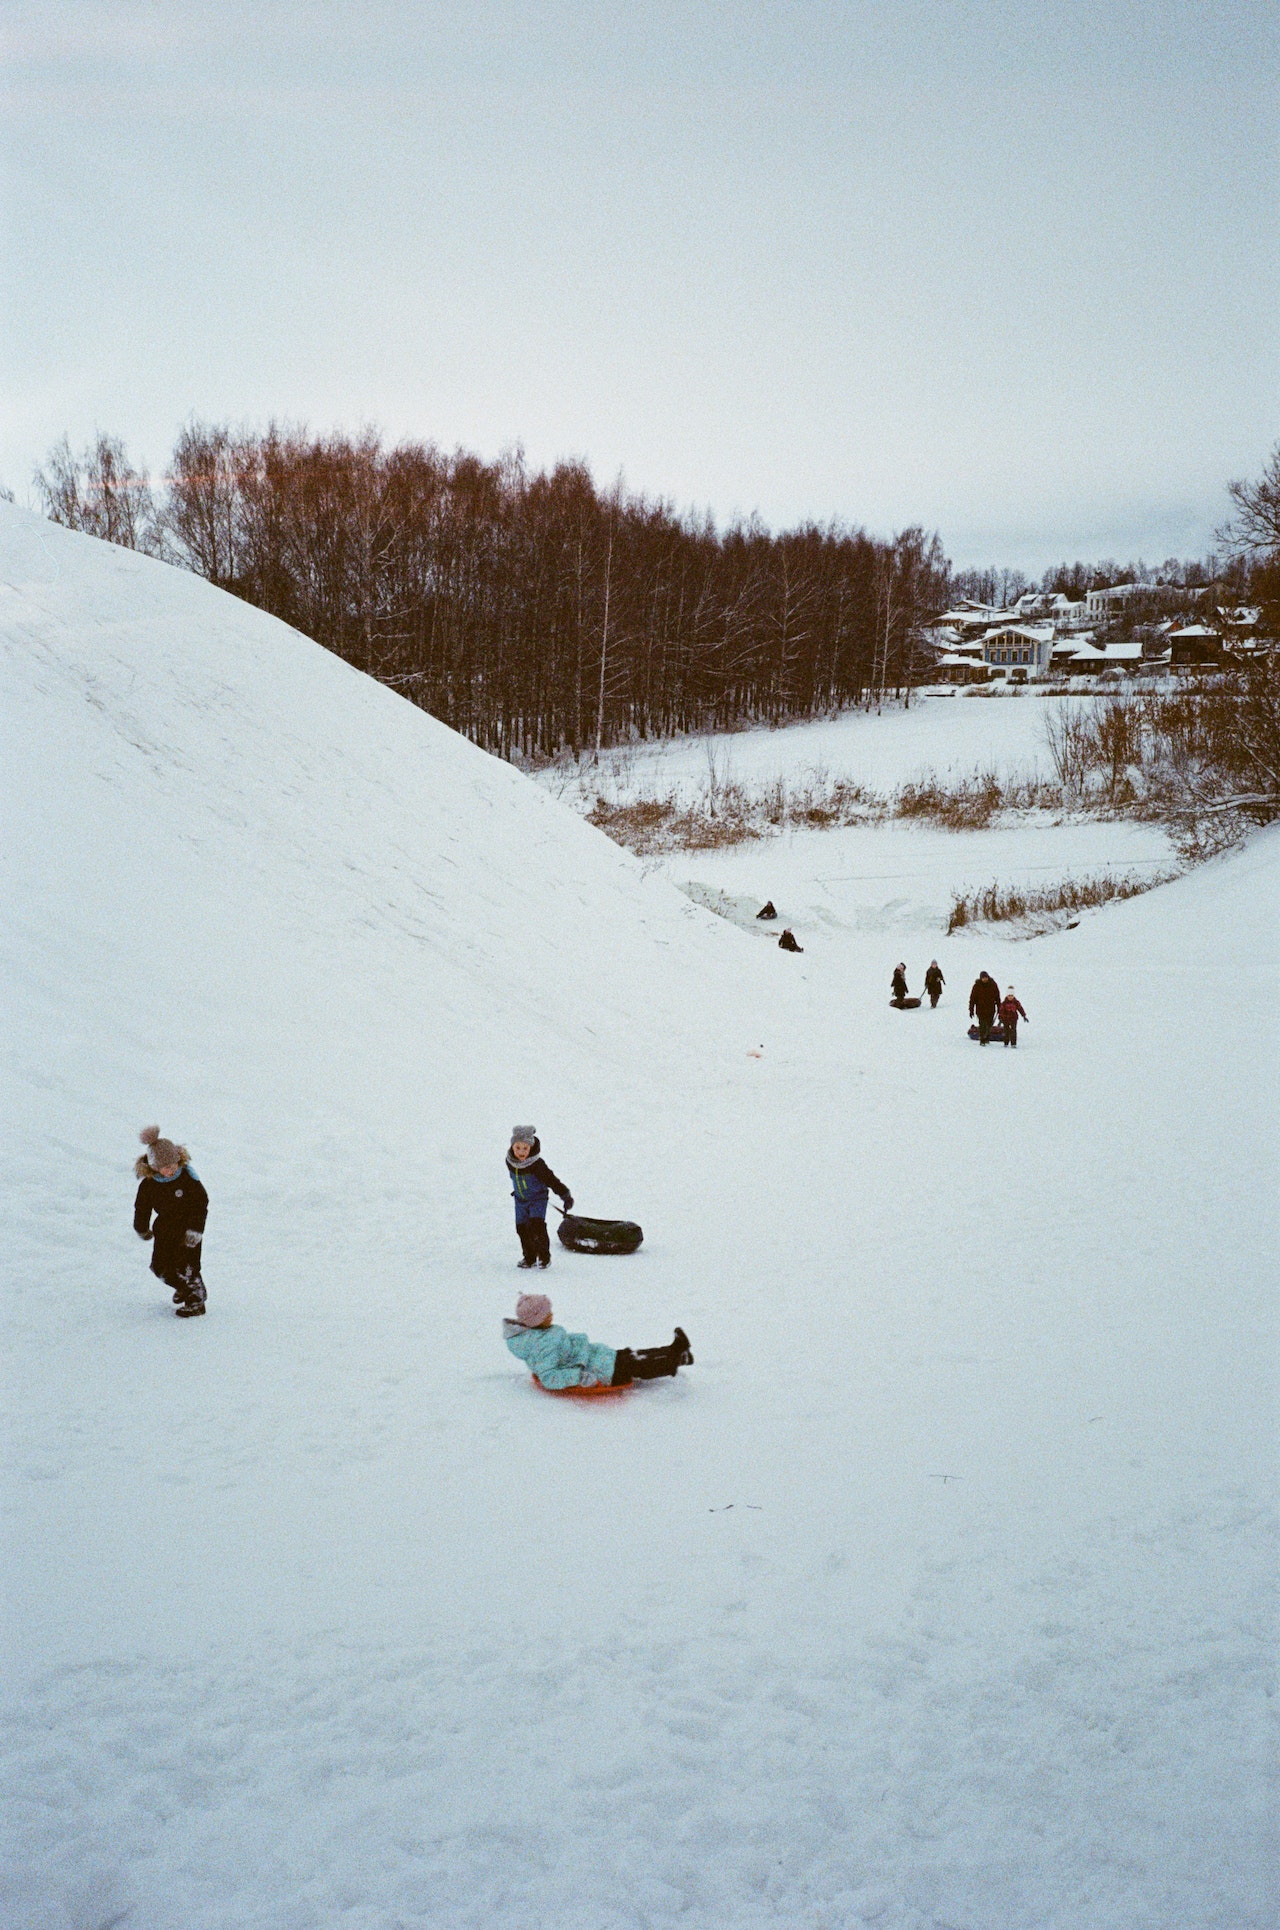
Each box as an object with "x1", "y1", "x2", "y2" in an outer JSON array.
[{"x1": 2, "y1": 504, "x2": 1276, "y2": 1930}]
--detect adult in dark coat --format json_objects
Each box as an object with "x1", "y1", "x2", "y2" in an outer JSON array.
[
  {"x1": 924, "y1": 961, "x2": 945, "y2": 1008},
  {"x1": 134, "y1": 1125, "x2": 208, "y2": 1314},
  {"x1": 890, "y1": 963, "x2": 909, "y2": 1006},
  {"x1": 968, "y1": 971, "x2": 1001, "y2": 1044}
]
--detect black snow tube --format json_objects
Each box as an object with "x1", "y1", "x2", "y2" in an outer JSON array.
[
  {"x1": 890, "y1": 996, "x2": 922, "y2": 1009},
  {"x1": 557, "y1": 1213, "x2": 644, "y2": 1255}
]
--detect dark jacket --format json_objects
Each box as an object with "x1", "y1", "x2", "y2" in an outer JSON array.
[
  {"x1": 925, "y1": 964, "x2": 944, "y2": 994},
  {"x1": 891, "y1": 967, "x2": 909, "y2": 1001},
  {"x1": 999, "y1": 995, "x2": 1027, "y2": 1026},
  {"x1": 134, "y1": 1162, "x2": 208, "y2": 1283},
  {"x1": 969, "y1": 975, "x2": 1000, "y2": 1020},
  {"x1": 506, "y1": 1139, "x2": 571, "y2": 1218}
]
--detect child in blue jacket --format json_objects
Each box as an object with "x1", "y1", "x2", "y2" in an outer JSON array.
[
  {"x1": 506, "y1": 1126, "x2": 573, "y2": 1268},
  {"x1": 503, "y1": 1293, "x2": 693, "y2": 1389}
]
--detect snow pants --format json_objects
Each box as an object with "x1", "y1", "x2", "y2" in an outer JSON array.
[
  {"x1": 975, "y1": 1012, "x2": 995, "y2": 1043},
  {"x1": 154, "y1": 1254, "x2": 206, "y2": 1305},
  {"x1": 516, "y1": 1216, "x2": 552, "y2": 1266},
  {"x1": 611, "y1": 1342, "x2": 682, "y2": 1386},
  {"x1": 1002, "y1": 1019, "x2": 1019, "y2": 1047}
]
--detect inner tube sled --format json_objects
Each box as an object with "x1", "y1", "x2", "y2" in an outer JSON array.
[{"x1": 557, "y1": 1213, "x2": 644, "y2": 1255}]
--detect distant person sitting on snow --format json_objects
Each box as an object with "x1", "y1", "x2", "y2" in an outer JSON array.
[
  {"x1": 507, "y1": 1127, "x2": 573, "y2": 1270},
  {"x1": 969, "y1": 971, "x2": 1001, "y2": 1044},
  {"x1": 924, "y1": 961, "x2": 945, "y2": 1008},
  {"x1": 998, "y1": 987, "x2": 1028, "y2": 1048},
  {"x1": 778, "y1": 929, "x2": 804, "y2": 952},
  {"x1": 134, "y1": 1125, "x2": 208, "y2": 1316},
  {"x1": 890, "y1": 963, "x2": 910, "y2": 1006},
  {"x1": 503, "y1": 1293, "x2": 693, "y2": 1390}
]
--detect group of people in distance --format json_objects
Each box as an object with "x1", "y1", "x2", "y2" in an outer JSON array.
[
  {"x1": 889, "y1": 962, "x2": 1029, "y2": 1046},
  {"x1": 891, "y1": 961, "x2": 946, "y2": 1008},
  {"x1": 131, "y1": 1118, "x2": 695, "y2": 1391}
]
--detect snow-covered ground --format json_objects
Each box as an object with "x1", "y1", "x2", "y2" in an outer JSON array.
[
  {"x1": 539, "y1": 689, "x2": 1093, "y2": 805},
  {"x1": 2, "y1": 506, "x2": 1276, "y2": 1930},
  {"x1": 654, "y1": 814, "x2": 1177, "y2": 941}
]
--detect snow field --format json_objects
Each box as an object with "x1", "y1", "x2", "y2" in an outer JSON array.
[
  {"x1": 2, "y1": 506, "x2": 1276, "y2": 1929},
  {"x1": 540, "y1": 687, "x2": 1094, "y2": 807}
]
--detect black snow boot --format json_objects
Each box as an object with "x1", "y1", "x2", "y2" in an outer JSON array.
[
  {"x1": 673, "y1": 1326, "x2": 694, "y2": 1365},
  {"x1": 626, "y1": 1349, "x2": 679, "y2": 1380}
]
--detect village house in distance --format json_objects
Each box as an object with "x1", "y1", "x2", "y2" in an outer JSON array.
[{"x1": 929, "y1": 583, "x2": 1265, "y2": 684}]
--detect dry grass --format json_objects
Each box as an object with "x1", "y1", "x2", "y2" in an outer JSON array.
[
  {"x1": 893, "y1": 769, "x2": 1062, "y2": 829},
  {"x1": 585, "y1": 773, "x2": 881, "y2": 853},
  {"x1": 946, "y1": 869, "x2": 1178, "y2": 934},
  {"x1": 586, "y1": 766, "x2": 1075, "y2": 852}
]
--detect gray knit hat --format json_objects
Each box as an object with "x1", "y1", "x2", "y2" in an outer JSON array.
[{"x1": 510, "y1": 1125, "x2": 537, "y2": 1144}]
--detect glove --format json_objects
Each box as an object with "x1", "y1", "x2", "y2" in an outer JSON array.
[
  {"x1": 184, "y1": 1228, "x2": 203, "y2": 1247},
  {"x1": 137, "y1": 1227, "x2": 153, "y2": 1240},
  {"x1": 562, "y1": 1194, "x2": 574, "y2": 1212}
]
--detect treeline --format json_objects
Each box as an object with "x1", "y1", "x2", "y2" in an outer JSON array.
[
  {"x1": 32, "y1": 427, "x2": 948, "y2": 759},
  {"x1": 952, "y1": 553, "x2": 1254, "y2": 608}
]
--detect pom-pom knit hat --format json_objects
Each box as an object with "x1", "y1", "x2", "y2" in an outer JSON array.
[
  {"x1": 139, "y1": 1124, "x2": 185, "y2": 1169},
  {"x1": 515, "y1": 1293, "x2": 552, "y2": 1327},
  {"x1": 510, "y1": 1125, "x2": 537, "y2": 1144}
]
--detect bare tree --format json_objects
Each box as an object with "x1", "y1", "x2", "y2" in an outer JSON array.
[
  {"x1": 34, "y1": 434, "x2": 159, "y2": 551},
  {"x1": 1218, "y1": 443, "x2": 1280, "y2": 559}
]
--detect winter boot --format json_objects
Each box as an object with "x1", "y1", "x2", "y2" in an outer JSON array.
[
  {"x1": 627, "y1": 1339, "x2": 684, "y2": 1380},
  {"x1": 673, "y1": 1326, "x2": 694, "y2": 1365}
]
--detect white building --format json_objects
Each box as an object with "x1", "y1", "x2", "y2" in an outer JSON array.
[{"x1": 980, "y1": 624, "x2": 1056, "y2": 679}]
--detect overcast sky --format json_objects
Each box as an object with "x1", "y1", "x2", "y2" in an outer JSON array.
[{"x1": 3, "y1": 0, "x2": 1277, "y2": 571}]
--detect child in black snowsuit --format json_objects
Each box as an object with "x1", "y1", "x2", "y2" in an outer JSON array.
[
  {"x1": 924, "y1": 961, "x2": 945, "y2": 1008},
  {"x1": 134, "y1": 1125, "x2": 208, "y2": 1315},
  {"x1": 506, "y1": 1126, "x2": 573, "y2": 1269},
  {"x1": 890, "y1": 963, "x2": 910, "y2": 1005}
]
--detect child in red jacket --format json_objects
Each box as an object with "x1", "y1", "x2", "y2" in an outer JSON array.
[{"x1": 998, "y1": 987, "x2": 1028, "y2": 1047}]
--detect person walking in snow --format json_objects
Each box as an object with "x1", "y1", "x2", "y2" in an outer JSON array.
[
  {"x1": 503, "y1": 1293, "x2": 693, "y2": 1390},
  {"x1": 506, "y1": 1127, "x2": 573, "y2": 1270},
  {"x1": 134, "y1": 1125, "x2": 208, "y2": 1316},
  {"x1": 924, "y1": 961, "x2": 945, "y2": 1008},
  {"x1": 890, "y1": 963, "x2": 910, "y2": 1006},
  {"x1": 998, "y1": 986, "x2": 1028, "y2": 1048},
  {"x1": 968, "y1": 971, "x2": 1001, "y2": 1045}
]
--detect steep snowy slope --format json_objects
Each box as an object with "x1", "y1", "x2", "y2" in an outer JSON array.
[
  {"x1": 2, "y1": 506, "x2": 1275, "y2": 1930},
  {"x1": 0, "y1": 502, "x2": 759, "y2": 1278}
]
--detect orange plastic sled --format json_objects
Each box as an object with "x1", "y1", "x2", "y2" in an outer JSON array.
[{"x1": 531, "y1": 1374, "x2": 634, "y2": 1398}]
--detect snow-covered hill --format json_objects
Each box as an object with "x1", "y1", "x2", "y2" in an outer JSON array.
[{"x1": 2, "y1": 506, "x2": 1276, "y2": 1930}]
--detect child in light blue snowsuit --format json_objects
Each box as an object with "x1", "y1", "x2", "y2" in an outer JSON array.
[{"x1": 503, "y1": 1293, "x2": 692, "y2": 1389}]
